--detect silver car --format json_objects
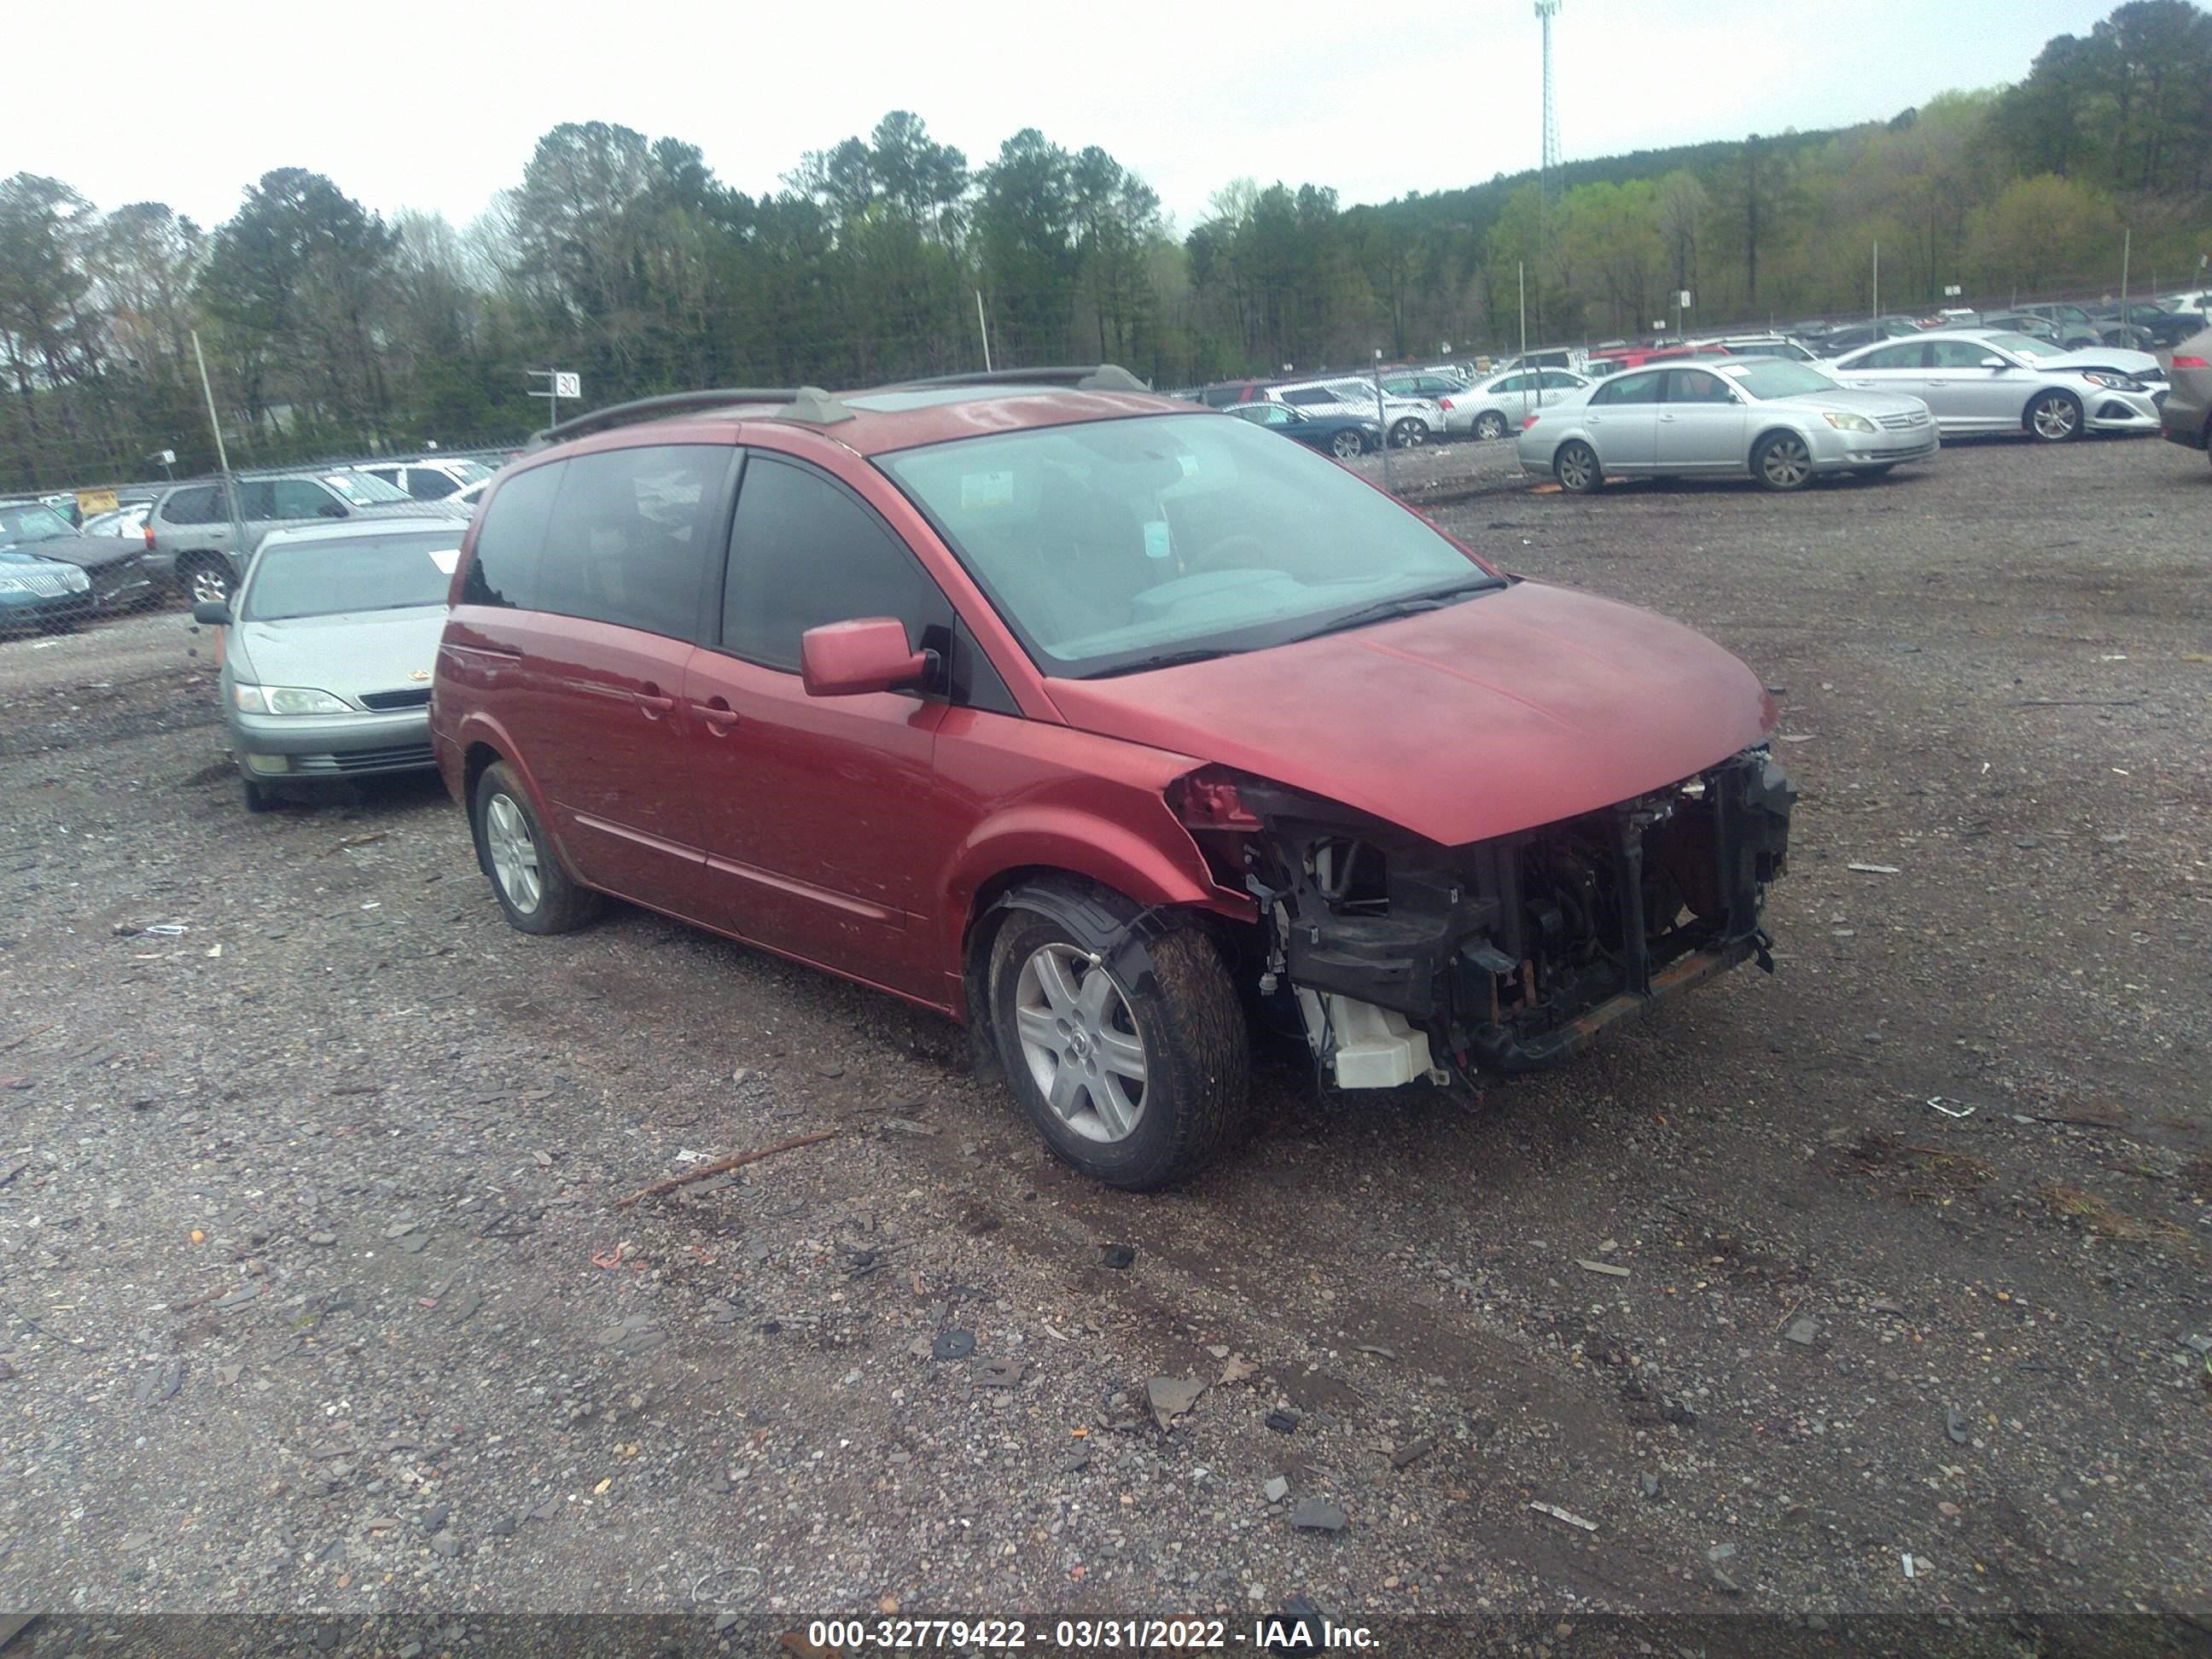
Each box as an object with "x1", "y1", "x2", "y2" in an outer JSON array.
[
  {"x1": 1269, "y1": 378, "x2": 1445, "y2": 446},
  {"x1": 1516, "y1": 358, "x2": 1937, "y2": 493},
  {"x1": 194, "y1": 521, "x2": 459, "y2": 812},
  {"x1": 1825, "y1": 329, "x2": 2162, "y2": 441},
  {"x1": 1434, "y1": 366, "x2": 1590, "y2": 439}
]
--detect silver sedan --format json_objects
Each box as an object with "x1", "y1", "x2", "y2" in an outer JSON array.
[
  {"x1": 1435, "y1": 367, "x2": 1591, "y2": 439},
  {"x1": 194, "y1": 521, "x2": 460, "y2": 812},
  {"x1": 1824, "y1": 329, "x2": 2162, "y2": 440},
  {"x1": 1516, "y1": 358, "x2": 1937, "y2": 493}
]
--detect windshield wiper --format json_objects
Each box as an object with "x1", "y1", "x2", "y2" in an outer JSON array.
[
  {"x1": 1082, "y1": 645, "x2": 1240, "y2": 678},
  {"x1": 1284, "y1": 576, "x2": 1504, "y2": 643}
]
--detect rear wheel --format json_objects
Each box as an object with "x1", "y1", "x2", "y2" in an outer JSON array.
[
  {"x1": 1389, "y1": 417, "x2": 1428, "y2": 449},
  {"x1": 179, "y1": 555, "x2": 233, "y2": 605},
  {"x1": 1330, "y1": 428, "x2": 1365, "y2": 460},
  {"x1": 2026, "y1": 389, "x2": 2081, "y2": 442},
  {"x1": 1553, "y1": 440, "x2": 1602, "y2": 494},
  {"x1": 986, "y1": 882, "x2": 1246, "y2": 1190},
  {"x1": 1474, "y1": 410, "x2": 1509, "y2": 441},
  {"x1": 470, "y1": 761, "x2": 601, "y2": 934},
  {"x1": 1753, "y1": 431, "x2": 1813, "y2": 491}
]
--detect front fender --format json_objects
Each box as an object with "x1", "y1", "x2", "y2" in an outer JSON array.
[{"x1": 941, "y1": 800, "x2": 1251, "y2": 968}]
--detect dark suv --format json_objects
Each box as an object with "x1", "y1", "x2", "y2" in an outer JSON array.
[
  {"x1": 430, "y1": 369, "x2": 1794, "y2": 1190},
  {"x1": 148, "y1": 469, "x2": 464, "y2": 602}
]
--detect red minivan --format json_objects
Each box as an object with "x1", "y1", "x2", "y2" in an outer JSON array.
[{"x1": 433, "y1": 369, "x2": 1794, "y2": 1189}]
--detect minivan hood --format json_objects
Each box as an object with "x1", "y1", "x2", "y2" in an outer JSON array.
[
  {"x1": 1045, "y1": 580, "x2": 1775, "y2": 847},
  {"x1": 231, "y1": 607, "x2": 446, "y2": 701}
]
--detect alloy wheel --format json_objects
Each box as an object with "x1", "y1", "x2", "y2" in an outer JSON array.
[
  {"x1": 1556, "y1": 443, "x2": 1598, "y2": 492},
  {"x1": 2031, "y1": 393, "x2": 2079, "y2": 440},
  {"x1": 1012, "y1": 942, "x2": 1148, "y2": 1144},
  {"x1": 188, "y1": 563, "x2": 230, "y2": 605},
  {"x1": 1331, "y1": 430, "x2": 1364, "y2": 459},
  {"x1": 1476, "y1": 411, "x2": 1507, "y2": 440},
  {"x1": 1760, "y1": 434, "x2": 1812, "y2": 489},
  {"x1": 484, "y1": 793, "x2": 544, "y2": 914}
]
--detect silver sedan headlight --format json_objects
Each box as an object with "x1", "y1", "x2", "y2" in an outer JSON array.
[
  {"x1": 1823, "y1": 410, "x2": 1877, "y2": 434},
  {"x1": 2081, "y1": 371, "x2": 2145, "y2": 391},
  {"x1": 233, "y1": 684, "x2": 351, "y2": 716}
]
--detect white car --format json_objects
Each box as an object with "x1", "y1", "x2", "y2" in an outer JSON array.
[
  {"x1": 1826, "y1": 329, "x2": 2163, "y2": 440},
  {"x1": 1516, "y1": 357, "x2": 1936, "y2": 492},
  {"x1": 352, "y1": 457, "x2": 495, "y2": 502},
  {"x1": 1269, "y1": 379, "x2": 1444, "y2": 447},
  {"x1": 1431, "y1": 366, "x2": 1590, "y2": 439}
]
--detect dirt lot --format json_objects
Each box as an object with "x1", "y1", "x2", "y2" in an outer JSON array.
[{"x1": 0, "y1": 434, "x2": 2207, "y2": 1639}]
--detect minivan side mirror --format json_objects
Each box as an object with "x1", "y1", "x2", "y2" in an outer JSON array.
[
  {"x1": 800, "y1": 618, "x2": 930, "y2": 698},
  {"x1": 1980, "y1": 356, "x2": 2007, "y2": 370},
  {"x1": 192, "y1": 601, "x2": 233, "y2": 626}
]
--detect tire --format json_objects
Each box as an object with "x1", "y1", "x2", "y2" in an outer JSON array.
[
  {"x1": 470, "y1": 760, "x2": 601, "y2": 934},
  {"x1": 1753, "y1": 431, "x2": 1813, "y2": 491},
  {"x1": 2026, "y1": 389, "x2": 2081, "y2": 443},
  {"x1": 1388, "y1": 418, "x2": 1428, "y2": 449},
  {"x1": 1553, "y1": 439, "x2": 1602, "y2": 494},
  {"x1": 986, "y1": 881, "x2": 1247, "y2": 1190},
  {"x1": 179, "y1": 555, "x2": 233, "y2": 606},
  {"x1": 1330, "y1": 429, "x2": 1365, "y2": 460},
  {"x1": 242, "y1": 777, "x2": 276, "y2": 814},
  {"x1": 1474, "y1": 410, "x2": 1509, "y2": 441}
]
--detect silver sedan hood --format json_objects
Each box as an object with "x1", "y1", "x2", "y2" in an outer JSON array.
[
  {"x1": 228, "y1": 606, "x2": 446, "y2": 704},
  {"x1": 1767, "y1": 387, "x2": 1930, "y2": 419},
  {"x1": 2038, "y1": 345, "x2": 2162, "y2": 378}
]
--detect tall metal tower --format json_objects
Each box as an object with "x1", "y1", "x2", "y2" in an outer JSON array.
[{"x1": 1536, "y1": 0, "x2": 1563, "y2": 202}]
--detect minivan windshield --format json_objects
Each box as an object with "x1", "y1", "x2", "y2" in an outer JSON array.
[
  {"x1": 879, "y1": 413, "x2": 1500, "y2": 678},
  {"x1": 323, "y1": 471, "x2": 410, "y2": 505},
  {"x1": 242, "y1": 531, "x2": 459, "y2": 620},
  {"x1": 0, "y1": 504, "x2": 76, "y2": 545},
  {"x1": 1720, "y1": 359, "x2": 1842, "y2": 399}
]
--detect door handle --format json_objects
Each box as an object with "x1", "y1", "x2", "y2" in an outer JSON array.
[
  {"x1": 1659, "y1": 414, "x2": 1677, "y2": 422},
  {"x1": 696, "y1": 701, "x2": 739, "y2": 732},
  {"x1": 636, "y1": 683, "x2": 676, "y2": 715}
]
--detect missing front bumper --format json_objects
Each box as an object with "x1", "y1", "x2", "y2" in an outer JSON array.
[{"x1": 1248, "y1": 748, "x2": 1796, "y2": 1086}]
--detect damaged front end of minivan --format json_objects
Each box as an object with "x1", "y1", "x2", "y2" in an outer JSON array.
[{"x1": 1172, "y1": 749, "x2": 1796, "y2": 1088}]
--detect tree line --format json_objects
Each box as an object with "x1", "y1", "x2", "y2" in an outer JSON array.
[{"x1": 1, "y1": 0, "x2": 2207, "y2": 491}]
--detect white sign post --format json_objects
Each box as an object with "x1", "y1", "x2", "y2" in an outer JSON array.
[{"x1": 527, "y1": 370, "x2": 582, "y2": 429}]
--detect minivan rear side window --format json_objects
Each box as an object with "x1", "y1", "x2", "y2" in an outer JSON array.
[
  {"x1": 533, "y1": 445, "x2": 731, "y2": 639},
  {"x1": 160, "y1": 485, "x2": 221, "y2": 524},
  {"x1": 463, "y1": 461, "x2": 562, "y2": 609},
  {"x1": 719, "y1": 456, "x2": 946, "y2": 672}
]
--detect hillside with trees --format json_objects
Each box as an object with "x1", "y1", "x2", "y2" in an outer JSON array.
[{"x1": 2, "y1": 0, "x2": 2207, "y2": 488}]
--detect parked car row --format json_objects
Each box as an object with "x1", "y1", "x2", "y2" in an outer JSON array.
[{"x1": 0, "y1": 498, "x2": 156, "y2": 632}]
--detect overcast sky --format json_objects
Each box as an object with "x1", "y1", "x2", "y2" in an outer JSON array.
[{"x1": 10, "y1": 0, "x2": 2116, "y2": 234}]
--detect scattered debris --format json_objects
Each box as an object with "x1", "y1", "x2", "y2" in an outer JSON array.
[
  {"x1": 1924, "y1": 1096, "x2": 1975, "y2": 1119},
  {"x1": 1784, "y1": 1317, "x2": 1821, "y2": 1347},
  {"x1": 972, "y1": 1358, "x2": 1023, "y2": 1389},
  {"x1": 1711, "y1": 1566, "x2": 1743, "y2": 1595},
  {"x1": 1147, "y1": 1377, "x2": 1207, "y2": 1431},
  {"x1": 1639, "y1": 1473, "x2": 1663, "y2": 1499},
  {"x1": 1219, "y1": 1353, "x2": 1257, "y2": 1387},
  {"x1": 1901, "y1": 1552, "x2": 1917, "y2": 1579},
  {"x1": 321, "y1": 832, "x2": 387, "y2": 855},
  {"x1": 1846, "y1": 863, "x2": 1902, "y2": 876},
  {"x1": 931, "y1": 1330, "x2": 975, "y2": 1362},
  {"x1": 877, "y1": 1118, "x2": 938, "y2": 1137},
  {"x1": 1289, "y1": 1499, "x2": 1345, "y2": 1533},
  {"x1": 1263, "y1": 1476, "x2": 1289, "y2": 1504},
  {"x1": 1266, "y1": 1409, "x2": 1301, "y2": 1434},
  {"x1": 1574, "y1": 1258, "x2": 1630, "y2": 1278},
  {"x1": 614, "y1": 1129, "x2": 839, "y2": 1208},
  {"x1": 1944, "y1": 1406, "x2": 1969, "y2": 1446},
  {"x1": 1528, "y1": 1501, "x2": 1598, "y2": 1533},
  {"x1": 1353, "y1": 1344, "x2": 1397, "y2": 1359},
  {"x1": 1389, "y1": 1437, "x2": 1434, "y2": 1470},
  {"x1": 1099, "y1": 1243, "x2": 1135, "y2": 1270}
]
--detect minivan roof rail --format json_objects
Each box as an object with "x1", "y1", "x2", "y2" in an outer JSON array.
[
  {"x1": 888, "y1": 364, "x2": 1150, "y2": 393},
  {"x1": 530, "y1": 386, "x2": 854, "y2": 448}
]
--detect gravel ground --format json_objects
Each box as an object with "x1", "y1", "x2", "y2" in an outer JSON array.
[{"x1": 0, "y1": 433, "x2": 2207, "y2": 1637}]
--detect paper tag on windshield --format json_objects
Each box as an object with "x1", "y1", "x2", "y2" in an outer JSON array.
[
  {"x1": 427, "y1": 547, "x2": 460, "y2": 574},
  {"x1": 1143, "y1": 521, "x2": 1173, "y2": 560},
  {"x1": 960, "y1": 470, "x2": 1014, "y2": 510}
]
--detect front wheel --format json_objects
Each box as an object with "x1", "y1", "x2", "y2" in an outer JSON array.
[
  {"x1": 1330, "y1": 428, "x2": 1365, "y2": 460},
  {"x1": 1753, "y1": 431, "x2": 1813, "y2": 491},
  {"x1": 987, "y1": 883, "x2": 1247, "y2": 1190},
  {"x1": 2026, "y1": 389, "x2": 2081, "y2": 442},
  {"x1": 470, "y1": 760, "x2": 601, "y2": 934},
  {"x1": 1389, "y1": 418, "x2": 1428, "y2": 449},
  {"x1": 1553, "y1": 439, "x2": 1602, "y2": 494},
  {"x1": 1474, "y1": 410, "x2": 1509, "y2": 441}
]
